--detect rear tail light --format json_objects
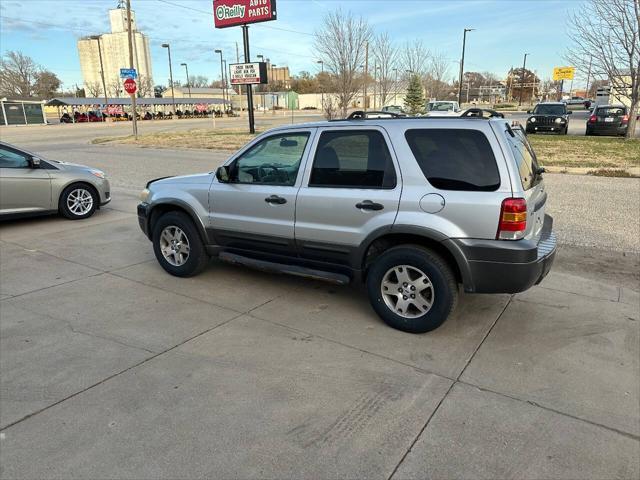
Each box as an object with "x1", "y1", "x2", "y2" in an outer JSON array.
[
  {"x1": 588, "y1": 115, "x2": 597, "y2": 124},
  {"x1": 497, "y1": 198, "x2": 527, "y2": 240},
  {"x1": 621, "y1": 115, "x2": 629, "y2": 124}
]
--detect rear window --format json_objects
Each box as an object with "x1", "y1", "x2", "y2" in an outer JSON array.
[
  {"x1": 597, "y1": 106, "x2": 626, "y2": 116},
  {"x1": 404, "y1": 129, "x2": 500, "y2": 191},
  {"x1": 507, "y1": 127, "x2": 540, "y2": 190}
]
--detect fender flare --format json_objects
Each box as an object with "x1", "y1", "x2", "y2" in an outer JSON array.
[{"x1": 147, "y1": 199, "x2": 209, "y2": 244}]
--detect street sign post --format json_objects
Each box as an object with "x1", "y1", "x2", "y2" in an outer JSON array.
[
  {"x1": 229, "y1": 62, "x2": 268, "y2": 85},
  {"x1": 124, "y1": 78, "x2": 137, "y2": 95},
  {"x1": 213, "y1": 1, "x2": 277, "y2": 134},
  {"x1": 120, "y1": 68, "x2": 138, "y2": 79}
]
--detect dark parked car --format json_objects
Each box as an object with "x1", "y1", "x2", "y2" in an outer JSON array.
[
  {"x1": 526, "y1": 102, "x2": 572, "y2": 135},
  {"x1": 586, "y1": 105, "x2": 631, "y2": 136}
]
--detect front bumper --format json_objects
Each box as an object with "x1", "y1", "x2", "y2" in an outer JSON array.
[
  {"x1": 448, "y1": 215, "x2": 557, "y2": 294},
  {"x1": 137, "y1": 202, "x2": 151, "y2": 238},
  {"x1": 526, "y1": 123, "x2": 566, "y2": 133}
]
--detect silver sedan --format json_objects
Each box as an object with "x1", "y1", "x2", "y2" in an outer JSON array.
[{"x1": 0, "y1": 141, "x2": 110, "y2": 220}]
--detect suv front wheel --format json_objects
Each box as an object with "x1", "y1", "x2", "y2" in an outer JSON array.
[
  {"x1": 152, "y1": 211, "x2": 209, "y2": 277},
  {"x1": 366, "y1": 246, "x2": 458, "y2": 333}
]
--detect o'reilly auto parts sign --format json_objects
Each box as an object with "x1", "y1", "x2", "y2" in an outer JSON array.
[
  {"x1": 213, "y1": 0, "x2": 276, "y2": 28},
  {"x1": 229, "y1": 62, "x2": 268, "y2": 85}
]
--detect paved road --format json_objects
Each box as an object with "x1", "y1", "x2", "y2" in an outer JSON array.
[
  {"x1": 1, "y1": 184, "x2": 638, "y2": 478},
  {"x1": 2, "y1": 121, "x2": 638, "y2": 252}
]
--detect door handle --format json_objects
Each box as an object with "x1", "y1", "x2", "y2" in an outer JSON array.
[
  {"x1": 265, "y1": 195, "x2": 287, "y2": 205},
  {"x1": 356, "y1": 200, "x2": 384, "y2": 211}
]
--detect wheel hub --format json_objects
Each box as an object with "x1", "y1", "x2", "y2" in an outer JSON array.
[{"x1": 381, "y1": 265, "x2": 435, "y2": 319}]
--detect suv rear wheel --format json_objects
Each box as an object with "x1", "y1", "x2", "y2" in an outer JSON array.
[
  {"x1": 152, "y1": 211, "x2": 209, "y2": 277},
  {"x1": 366, "y1": 245, "x2": 458, "y2": 333}
]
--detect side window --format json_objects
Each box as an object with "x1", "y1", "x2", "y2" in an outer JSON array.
[
  {"x1": 309, "y1": 130, "x2": 396, "y2": 188},
  {"x1": 231, "y1": 132, "x2": 310, "y2": 186},
  {"x1": 404, "y1": 129, "x2": 500, "y2": 191},
  {"x1": 0, "y1": 147, "x2": 29, "y2": 169}
]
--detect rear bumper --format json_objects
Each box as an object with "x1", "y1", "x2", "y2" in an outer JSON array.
[
  {"x1": 587, "y1": 124, "x2": 627, "y2": 135},
  {"x1": 447, "y1": 215, "x2": 557, "y2": 294}
]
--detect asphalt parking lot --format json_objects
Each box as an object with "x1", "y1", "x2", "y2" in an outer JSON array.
[{"x1": 1, "y1": 122, "x2": 639, "y2": 478}]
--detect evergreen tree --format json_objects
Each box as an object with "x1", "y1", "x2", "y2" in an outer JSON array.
[{"x1": 403, "y1": 75, "x2": 425, "y2": 114}]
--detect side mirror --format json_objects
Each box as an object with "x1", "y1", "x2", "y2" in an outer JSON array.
[
  {"x1": 30, "y1": 156, "x2": 41, "y2": 168},
  {"x1": 216, "y1": 165, "x2": 230, "y2": 183},
  {"x1": 567, "y1": 111, "x2": 573, "y2": 115}
]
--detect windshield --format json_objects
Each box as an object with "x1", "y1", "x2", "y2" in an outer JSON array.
[
  {"x1": 427, "y1": 102, "x2": 455, "y2": 112},
  {"x1": 533, "y1": 104, "x2": 566, "y2": 115},
  {"x1": 506, "y1": 126, "x2": 540, "y2": 190}
]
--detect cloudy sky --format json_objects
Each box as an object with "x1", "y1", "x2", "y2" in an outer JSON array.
[{"x1": 0, "y1": 0, "x2": 586, "y2": 90}]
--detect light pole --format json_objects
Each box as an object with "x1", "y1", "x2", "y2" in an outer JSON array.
[
  {"x1": 223, "y1": 59, "x2": 229, "y2": 111},
  {"x1": 518, "y1": 53, "x2": 529, "y2": 106},
  {"x1": 89, "y1": 35, "x2": 108, "y2": 121},
  {"x1": 180, "y1": 62, "x2": 191, "y2": 98},
  {"x1": 214, "y1": 49, "x2": 226, "y2": 111},
  {"x1": 161, "y1": 43, "x2": 176, "y2": 114},
  {"x1": 316, "y1": 60, "x2": 324, "y2": 110},
  {"x1": 393, "y1": 67, "x2": 398, "y2": 104},
  {"x1": 457, "y1": 28, "x2": 474, "y2": 106}
]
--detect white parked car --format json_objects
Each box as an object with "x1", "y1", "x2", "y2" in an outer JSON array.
[{"x1": 425, "y1": 101, "x2": 461, "y2": 116}]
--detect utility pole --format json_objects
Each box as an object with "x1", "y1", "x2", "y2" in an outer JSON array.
[
  {"x1": 458, "y1": 28, "x2": 474, "y2": 106},
  {"x1": 363, "y1": 41, "x2": 369, "y2": 111},
  {"x1": 215, "y1": 49, "x2": 226, "y2": 111},
  {"x1": 241, "y1": 25, "x2": 255, "y2": 133},
  {"x1": 125, "y1": 0, "x2": 137, "y2": 138},
  {"x1": 585, "y1": 55, "x2": 593, "y2": 98},
  {"x1": 393, "y1": 68, "x2": 398, "y2": 104},
  {"x1": 235, "y1": 42, "x2": 240, "y2": 63},
  {"x1": 89, "y1": 36, "x2": 108, "y2": 121},
  {"x1": 162, "y1": 44, "x2": 176, "y2": 114},
  {"x1": 180, "y1": 63, "x2": 192, "y2": 98},
  {"x1": 317, "y1": 60, "x2": 324, "y2": 110},
  {"x1": 373, "y1": 61, "x2": 377, "y2": 110},
  {"x1": 518, "y1": 53, "x2": 529, "y2": 107}
]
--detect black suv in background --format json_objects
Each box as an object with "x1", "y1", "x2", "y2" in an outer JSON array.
[
  {"x1": 586, "y1": 104, "x2": 631, "y2": 136},
  {"x1": 526, "y1": 102, "x2": 572, "y2": 135}
]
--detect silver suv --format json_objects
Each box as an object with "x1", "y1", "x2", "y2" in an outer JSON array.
[{"x1": 138, "y1": 111, "x2": 556, "y2": 333}]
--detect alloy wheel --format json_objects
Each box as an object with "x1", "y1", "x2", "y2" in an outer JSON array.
[
  {"x1": 381, "y1": 265, "x2": 434, "y2": 318},
  {"x1": 159, "y1": 226, "x2": 190, "y2": 266}
]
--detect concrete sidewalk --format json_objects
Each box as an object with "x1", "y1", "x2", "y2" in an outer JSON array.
[{"x1": 0, "y1": 195, "x2": 638, "y2": 479}]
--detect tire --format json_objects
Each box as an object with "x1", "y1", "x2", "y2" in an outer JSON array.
[
  {"x1": 59, "y1": 183, "x2": 98, "y2": 220},
  {"x1": 366, "y1": 245, "x2": 458, "y2": 333},
  {"x1": 152, "y1": 211, "x2": 209, "y2": 277},
  {"x1": 585, "y1": 129, "x2": 591, "y2": 136}
]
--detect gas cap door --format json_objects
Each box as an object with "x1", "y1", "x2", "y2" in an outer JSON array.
[{"x1": 419, "y1": 193, "x2": 445, "y2": 213}]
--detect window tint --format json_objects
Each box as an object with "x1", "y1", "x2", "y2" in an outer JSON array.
[
  {"x1": 231, "y1": 132, "x2": 309, "y2": 185},
  {"x1": 404, "y1": 129, "x2": 500, "y2": 191},
  {"x1": 0, "y1": 147, "x2": 29, "y2": 168},
  {"x1": 597, "y1": 106, "x2": 626, "y2": 116},
  {"x1": 533, "y1": 104, "x2": 566, "y2": 115},
  {"x1": 309, "y1": 130, "x2": 396, "y2": 188},
  {"x1": 506, "y1": 127, "x2": 540, "y2": 190}
]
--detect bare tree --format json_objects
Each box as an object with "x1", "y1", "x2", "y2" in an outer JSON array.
[
  {"x1": 85, "y1": 81, "x2": 103, "y2": 98},
  {"x1": 401, "y1": 39, "x2": 428, "y2": 78},
  {"x1": 424, "y1": 51, "x2": 451, "y2": 100},
  {"x1": 0, "y1": 51, "x2": 40, "y2": 97},
  {"x1": 315, "y1": 9, "x2": 372, "y2": 117},
  {"x1": 137, "y1": 75, "x2": 153, "y2": 98},
  {"x1": 567, "y1": 0, "x2": 639, "y2": 138},
  {"x1": 108, "y1": 77, "x2": 122, "y2": 98},
  {"x1": 189, "y1": 75, "x2": 210, "y2": 88},
  {"x1": 371, "y1": 32, "x2": 398, "y2": 107}
]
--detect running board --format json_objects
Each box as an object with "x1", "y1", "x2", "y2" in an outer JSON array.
[{"x1": 218, "y1": 252, "x2": 350, "y2": 285}]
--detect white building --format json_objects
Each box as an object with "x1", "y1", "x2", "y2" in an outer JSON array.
[{"x1": 77, "y1": 7, "x2": 153, "y2": 98}]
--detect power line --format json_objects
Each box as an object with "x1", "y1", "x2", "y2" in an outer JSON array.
[
  {"x1": 0, "y1": 14, "x2": 311, "y2": 60},
  {"x1": 155, "y1": 0, "x2": 314, "y2": 37}
]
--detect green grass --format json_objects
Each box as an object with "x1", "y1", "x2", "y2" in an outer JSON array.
[
  {"x1": 92, "y1": 129, "x2": 260, "y2": 151},
  {"x1": 528, "y1": 135, "x2": 640, "y2": 169}
]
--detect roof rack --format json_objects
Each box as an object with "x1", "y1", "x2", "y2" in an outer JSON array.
[
  {"x1": 346, "y1": 110, "x2": 404, "y2": 119},
  {"x1": 460, "y1": 108, "x2": 505, "y2": 118}
]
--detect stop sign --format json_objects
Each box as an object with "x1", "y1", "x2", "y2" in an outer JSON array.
[{"x1": 123, "y1": 78, "x2": 137, "y2": 94}]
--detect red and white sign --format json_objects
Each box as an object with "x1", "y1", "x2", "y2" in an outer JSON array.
[
  {"x1": 106, "y1": 105, "x2": 124, "y2": 115},
  {"x1": 196, "y1": 103, "x2": 208, "y2": 112},
  {"x1": 123, "y1": 78, "x2": 137, "y2": 95},
  {"x1": 229, "y1": 62, "x2": 267, "y2": 85},
  {"x1": 213, "y1": 0, "x2": 276, "y2": 29}
]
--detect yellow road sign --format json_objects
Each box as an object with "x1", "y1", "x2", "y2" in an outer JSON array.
[{"x1": 553, "y1": 66, "x2": 575, "y2": 81}]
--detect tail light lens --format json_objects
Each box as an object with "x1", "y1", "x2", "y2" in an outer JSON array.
[
  {"x1": 621, "y1": 115, "x2": 629, "y2": 124},
  {"x1": 588, "y1": 115, "x2": 597, "y2": 124},
  {"x1": 497, "y1": 198, "x2": 527, "y2": 240}
]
